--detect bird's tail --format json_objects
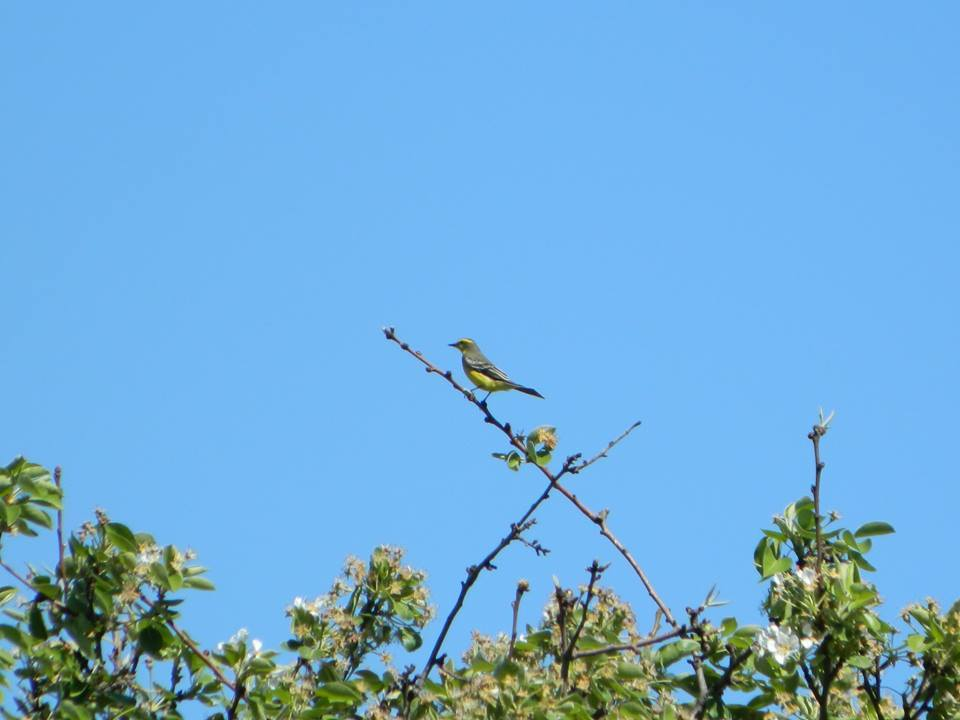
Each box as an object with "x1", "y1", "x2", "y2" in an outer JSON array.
[{"x1": 515, "y1": 385, "x2": 545, "y2": 399}]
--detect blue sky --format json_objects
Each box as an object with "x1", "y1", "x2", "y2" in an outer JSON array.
[{"x1": 2, "y1": 0, "x2": 958, "y2": 690}]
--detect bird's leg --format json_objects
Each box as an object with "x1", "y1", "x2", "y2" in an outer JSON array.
[{"x1": 481, "y1": 391, "x2": 492, "y2": 405}]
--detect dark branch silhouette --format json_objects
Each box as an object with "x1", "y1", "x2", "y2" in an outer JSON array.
[
  {"x1": 383, "y1": 327, "x2": 679, "y2": 681},
  {"x1": 383, "y1": 327, "x2": 680, "y2": 628}
]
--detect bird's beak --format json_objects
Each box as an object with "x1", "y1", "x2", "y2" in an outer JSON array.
[{"x1": 448, "y1": 342, "x2": 457, "y2": 348}]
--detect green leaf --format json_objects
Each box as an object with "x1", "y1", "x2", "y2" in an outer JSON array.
[
  {"x1": 0, "y1": 624, "x2": 29, "y2": 649},
  {"x1": 514, "y1": 630, "x2": 551, "y2": 652},
  {"x1": 761, "y1": 543, "x2": 792, "y2": 580},
  {"x1": 355, "y1": 669, "x2": 385, "y2": 693},
  {"x1": 847, "y1": 655, "x2": 874, "y2": 669},
  {"x1": 28, "y1": 605, "x2": 47, "y2": 640},
  {"x1": 105, "y1": 523, "x2": 138, "y2": 553},
  {"x1": 58, "y1": 701, "x2": 94, "y2": 720},
  {"x1": 619, "y1": 701, "x2": 649, "y2": 718},
  {"x1": 315, "y1": 681, "x2": 364, "y2": 704},
  {"x1": 493, "y1": 659, "x2": 524, "y2": 680},
  {"x1": 32, "y1": 580, "x2": 60, "y2": 602},
  {"x1": 906, "y1": 634, "x2": 928, "y2": 652},
  {"x1": 0, "y1": 504, "x2": 21, "y2": 526},
  {"x1": 150, "y1": 563, "x2": 172, "y2": 590},
  {"x1": 467, "y1": 658, "x2": 495, "y2": 674},
  {"x1": 729, "y1": 625, "x2": 760, "y2": 649},
  {"x1": 64, "y1": 616, "x2": 95, "y2": 658},
  {"x1": 854, "y1": 521, "x2": 895, "y2": 538},
  {"x1": 247, "y1": 656, "x2": 275, "y2": 674},
  {"x1": 659, "y1": 705, "x2": 678, "y2": 720},
  {"x1": 18, "y1": 503, "x2": 52, "y2": 529},
  {"x1": 796, "y1": 506, "x2": 815, "y2": 531},
  {"x1": 399, "y1": 626, "x2": 422, "y2": 651},
  {"x1": 183, "y1": 577, "x2": 216, "y2": 591},
  {"x1": 0, "y1": 587, "x2": 16, "y2": 606},
  {"x1": 616, "y1": 661, "x2": 647, "y2": 680},
  {"x1": 850, "y1": 552, "x2": 876, "y2": 572},
  {"x1": 139, "y1": 625, "x2": 165, "y2": 656},
  {"x1": 534, "y1": 450, "x2": 552, "y2": 467},
  {"x1": 849, "y1": 586, "x2": 878, "y2": 610},
  {"x1": 654, "y1": 639, "x2": 699, "y2": 668}
]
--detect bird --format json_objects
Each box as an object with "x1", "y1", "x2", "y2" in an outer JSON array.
[{"x1": 448, "y1": 338, "x2": 544, "y2": 403}]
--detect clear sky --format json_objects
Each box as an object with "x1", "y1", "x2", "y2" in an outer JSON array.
[{"x1": 3, "y1": 0, "x2": 958, "y2": 694}]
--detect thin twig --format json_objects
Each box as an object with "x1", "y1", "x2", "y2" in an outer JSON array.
[
  {"x1": 800, "y1": 657, "x2": 823, "y2": 705},
  {"x1": 0, "y1": 560, "x2": 59, "y2": 607},
  {"x1": 513, "y1": 519, "x2": 549, "y2": 556},
  {"x1": 417, "y1": 478, "x2": 556, "y2": 682},
  {"x1": 693, "y1": 646, "x2": 753, "y2": 719},
  {"x1": 140, "y1": 595, "x2": 236, "y2": 693},
  {"x1": 554, "y1": 585, "x2": 572, "y2": 666},
  {"x1": 571, "y1": 626, "x2": 687, "y2": 660},
  {"x1": 818, "y1": 657, "x2": 843, "y2": 720},
  {"x1": 508, "y1": 580, "x2": 530, "y2": 659},
  {"x1": 383, "y1": 328, "x2": 677, "y2": 628},
  {"x1": 570, "y1": 422, "x2": 642, "y2": 474},
  {"x1": 561, "y1": 561, "x2": 606, "y2": 684},
  {"x1": 54, "y1": 466, "x2": 65, "y2": 592},
  {"x1": 693, "y1": 657, "x2": 709, "y2": 709},
  {"x1": 227, "y1": 682, "x2": 246, "y2": 720},
  {"x1": 687, "y1": 605, "x2": 709, "y2": 712},
  {"x1": 860, "y1": 668, "x2": 886, "y2": 720},
  {"x1": 808, "y1": 420, "x2": 828, "y2": 579}
]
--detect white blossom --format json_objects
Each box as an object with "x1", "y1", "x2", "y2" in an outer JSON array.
[
  {"x1": 800, "y1": 622, "x2": 820, "y2": 650},
  {"x1": 757, "y1": 623, "x2": 799, "y2": 665},
  {"x1": 795, "y1": 566, "x2": 818, "y2": 591},
  {"x1": 286, "y1": 595, "x2": 326, "y2": 618},
  {"x1": 136, "y1": 544, "x2": 162, "y2": 566}
]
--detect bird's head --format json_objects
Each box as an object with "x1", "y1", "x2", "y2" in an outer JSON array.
[{"x1": 448, "y1": 338, "x2": 477, "y2": 353}]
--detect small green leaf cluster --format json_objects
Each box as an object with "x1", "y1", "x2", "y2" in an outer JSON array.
[
  {"x1": 0, "y1": 458, "x2": 62, "y2": 538},
  {"x1": 492, "y1": 426, "x2": 557, "y2": 471}
]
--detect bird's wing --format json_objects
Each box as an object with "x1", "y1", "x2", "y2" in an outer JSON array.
[{"x1": 464, "y1": 355, "x2": 514, "y2": 383}]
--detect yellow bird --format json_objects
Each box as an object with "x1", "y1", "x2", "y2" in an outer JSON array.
[{"x1": 448, "y1": 338, "x2": 544, "y2": 402}]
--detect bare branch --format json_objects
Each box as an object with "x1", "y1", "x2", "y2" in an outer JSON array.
[
  {"x1": 508, "y1": 580, "x2": 530, "y2": 659},
  {"x1": 693, "y1": 645, "x2": 753, "y2": 719},
  {"x1": 569, "y1": 421, "x2": 642, "y2": 474},
  {"x1": 417, "y1": 478, "x2": 555, "y2": 682},
  {"x1": 513, "y1": 519, "x2": 550, "y2": 556},
  {"x1": 860, "y1": 668, "x2": 886, "y2": 720},
  {"x1": 54, "y1": 466, "x2": 65, "y2": 592},
  {"x1": 561, "y1": 561, "x2": 607, "y2": 684},
  {"x1": 800, "y1": 657, "x2": 823, "y2": 705},
  {"x1": 571, "y1": 626, "x2": 688, "y2": 660},
  {"x1": 809, "y1": 424, "x2": 827, "y2": 580},
  {"x1": 384, "y1": 328, "x2": 678, "y2": 628}
]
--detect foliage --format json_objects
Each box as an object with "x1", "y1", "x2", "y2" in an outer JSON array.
[{"x1": 0, "y1": 412, "x2": 957, "y2": 718}]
